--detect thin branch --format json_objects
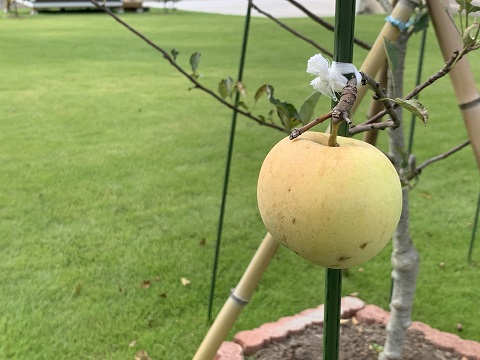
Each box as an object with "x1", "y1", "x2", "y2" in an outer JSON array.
[
  {"x1": 289, "y1": 111, "x2": 333, "y2": 139},
  {"x1": 88, "y1": 0, "x2": 287, "y2": 133},
  {"x1": 353, "y1": 50, "x2": 464, "y2": 133},
  {"x1": 251, "y1": 2, "x2": 333, "y2": 58},
  {"x1": 349, "y1": 119, "x2": 396, "y2": 135},
  {"x1": 408, "y1": 140, "x2": 471, "y2": 179},
  {"x1": 284, "y1": 0, "x2": 372, "y2": 51}
]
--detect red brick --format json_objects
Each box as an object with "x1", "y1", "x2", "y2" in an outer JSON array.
[{"x1": 215, "y1": 341, "x2": 243, "y2": 360}]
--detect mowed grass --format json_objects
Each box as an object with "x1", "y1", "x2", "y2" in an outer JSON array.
[{"x1": 0, "y1": 9, "x2": 479, "y2": 359}]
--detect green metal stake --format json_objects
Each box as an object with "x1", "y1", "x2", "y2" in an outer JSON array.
[
  {"x1": 323, "y1": 1, "x2": 356, "y2": 360},
  {"x1": 208, "y1": 1, "x2": 253, "y2": 321},
  {"x1": 468, "y1": 188, "x2": 480, "y2": 262}
]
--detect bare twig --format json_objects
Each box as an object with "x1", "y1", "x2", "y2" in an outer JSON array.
[
  {"x1": 349, "y1": 119, "x2": 396, "y2": 135},
  {"x1": 289, "y1": 111, "x2": 333, "y2": 139},
  {"x1": 284, "y1": 0, "x2": 372, "y2": 51},
  {"x1": 351, "y1": 50, "x2": 465, "y2": 135},
  {"x1": 251, "y1": 2, "x2": 333, "y2": 58},
  {"x1": 88, "y1": 0, "x2": 287, "y2": 133},
  {"x1": 407, "y1": 140, "x2": 471, "y2": 180}
]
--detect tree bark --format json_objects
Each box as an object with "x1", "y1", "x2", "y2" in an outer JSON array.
[{"x1": 379, "y1": 32, "x2": 420, "y2": 360}]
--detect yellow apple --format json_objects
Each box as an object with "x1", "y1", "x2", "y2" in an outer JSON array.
[{"x1": 257, "y1": 131, "x2": 402, "y2": 269}]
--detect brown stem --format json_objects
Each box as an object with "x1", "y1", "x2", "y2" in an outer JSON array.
[
  {"x1": 360, "y1": 72, "x2": 400, "y2": 127},
  {"x1": 407, "y1": 140, "x2": 470, "y2": 180},
  {"x1": 350, "y1": 120, "x2": 396, "y2": 135},
  {"x1": 88, "y1": 0, "x2": 287, "y2": 133},
  {"x1": 356, "y1": 51, "x2": 462, "y2": 131},
  {"x1": 250, "y1": 2, "x2": 333, "y2": 58},
  {"x1": 284, "y1": 0, "x2": 372, "y2": 51},
  {"x1": 289, "y1": 111, "x2": 332, "y2": 140}
]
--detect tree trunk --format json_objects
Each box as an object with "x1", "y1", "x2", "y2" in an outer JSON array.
[{"x1": 379, "y1": 32, "x2": 420, "y2": 360}]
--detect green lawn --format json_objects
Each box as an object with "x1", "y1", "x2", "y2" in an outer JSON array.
[{"x1": 0, "y1": 9, "x2": 479, "y2": 360}]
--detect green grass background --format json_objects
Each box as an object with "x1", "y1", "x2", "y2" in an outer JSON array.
[{"x1": 0, "y1": 9, "x2": 479, "y2": 359}]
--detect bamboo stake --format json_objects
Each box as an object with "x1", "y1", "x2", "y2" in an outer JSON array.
[
  {"x1": 193, "y1": 233, "x2": 279, "y2": 360},
  {"x1": 426, "y1": 0, "x2": 480, "y2": 172},
  {"x1": 352, "y1": 0, "x2": 420, "y2": 115}
]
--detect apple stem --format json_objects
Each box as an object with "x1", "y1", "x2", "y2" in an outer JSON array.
[{"x1": 328, "y1": 77, "x2": 358, "y2": 146}]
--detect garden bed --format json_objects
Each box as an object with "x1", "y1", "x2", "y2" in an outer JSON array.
[{"x1": 215, "y1": 297, "x2": 480, "y2": 360}]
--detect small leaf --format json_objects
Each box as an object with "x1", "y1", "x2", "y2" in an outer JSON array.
[
  {"x1": 141, "y1": 280, "x2": 151, "y2": 289},
  {"x1": 181, "y1": 277, "x2": 191, "y2": 286},
  {"x1": 190, "y1": 52, "x2": 201, "y2": 74},
  {"x1": 299, "y1": 92, "x2": 321, "y2": 125},
  {"x1": 411, "y1": 10, "x2": 429, "y2": 34},
  {"x1": 218, "y1": 77, "x2": 234, "y2": 99},
  {"x1": 135, "y1": 350, "x2": 152, "y2": 360},
  {"x1": 171, "y1": 48, "x2": 179, "y2": 61},
  {"x1": 235, "y1": 81, "x2": 247, "y2": 99},
  {"x1": 383, "y1": 37, "x2": 398, "y2": 91},
  {"x1": 254, "y1": 84, "x2": 269, "y2": 105},
  {"x1": 236, "y1": 101, "x2": 249, "y2": 111},
  {"x1": 463, "y1": 22, "x2": 480, "y2": 47},
  {"x1": 129, "y1": 340, "x2": 137, "y2": 347},
  {"x1": 394, "y1": 98, "x2": 428, "y2": 125},
  {"x1": 369, "y1": 343, "x2": 384, "y2": 353}
]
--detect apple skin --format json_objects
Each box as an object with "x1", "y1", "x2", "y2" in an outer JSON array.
[{"x1": 257, "y1": 131, "x2": 402, "y2": 269}]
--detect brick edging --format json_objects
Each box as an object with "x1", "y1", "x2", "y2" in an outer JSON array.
[{"x1": 215, "y1": 297, "x2": 480, "y2": 360}]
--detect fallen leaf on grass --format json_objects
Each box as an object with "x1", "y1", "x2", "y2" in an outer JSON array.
[
  {"x1": 457, "y1": 323, "x2": 463, "y2": 332},
  {"x1": 421, "y1": 191, "x2": 432, "y2": 199},
  {"x1": 155, "y1": 275, "x2": 161, "y2": 282},
  {"x1": 199, "y1": 238, "x2": 207, "y2": 246},
  {"x1": 181, "y1": 277, "x2": 191, "y2": 286},
  {"x1": 349, "y1": 292, "x2": 360, "y2": 297},
  {"x1": 141, "y1": 280, "x2": 151, "y2": 289},
  {"x1": 135, "y1": 350, "x2": 151, "y2": 360},
  {"x1": 129, "y1": 340, "x2": 137, "y2": 347}
]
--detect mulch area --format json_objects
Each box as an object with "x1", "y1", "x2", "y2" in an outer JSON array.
[{"x1": 251, "y1": 318, "x2": 464, "y2": 360}]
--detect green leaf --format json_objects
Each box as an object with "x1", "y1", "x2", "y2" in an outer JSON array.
[
  {"x1": 299, "y1": 92, "x2": 321, "y2": 125},
  {"x1": 463, "y1": 22, "x2": 480, "y2": 47},
  {"x1": 218, "y1": 77, "x2": 234, "y2": 99},
  {"x1": 457, "y1": 0, "x2": 480, "y2": 14},
  {"x1": 189, "y1": 52, "x2": 201, "y2": 74},
  {"x1": 171, "y1": 48, "x2": 180, "y2": 61},
  {"x1": 411, "y1": 10, "x2": 429, "y2": 34},
  {"x1": 236, "y1": 101, "x2": 249, "y2": 111},
  {"x1": 265, "y1": 85, "x2": 301, "y2": 131},
  {"x1": 394, "y1": 98, "x2": 428, "y2": 125},
  {"x1": 383, "y1": 37, "x2": 398, "y2": 91},
  {"x1": 383, "y1": 37, "x2": 398, "y2": 73},
  {"x1": 254, "y1": 84, "x2": 269, "y2": 105},
  {"x1": 235, "y1": 81, "x2": 247, "y2": 99}
]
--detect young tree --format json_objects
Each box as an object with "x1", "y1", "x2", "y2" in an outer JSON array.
[{"x1": 88, "y1": 0, "x2": 479, "y2": 358}]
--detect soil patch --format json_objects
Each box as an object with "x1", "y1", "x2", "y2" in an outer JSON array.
[{"x1": 250, "y1": 319, "x2": 463, "y2": 360}]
